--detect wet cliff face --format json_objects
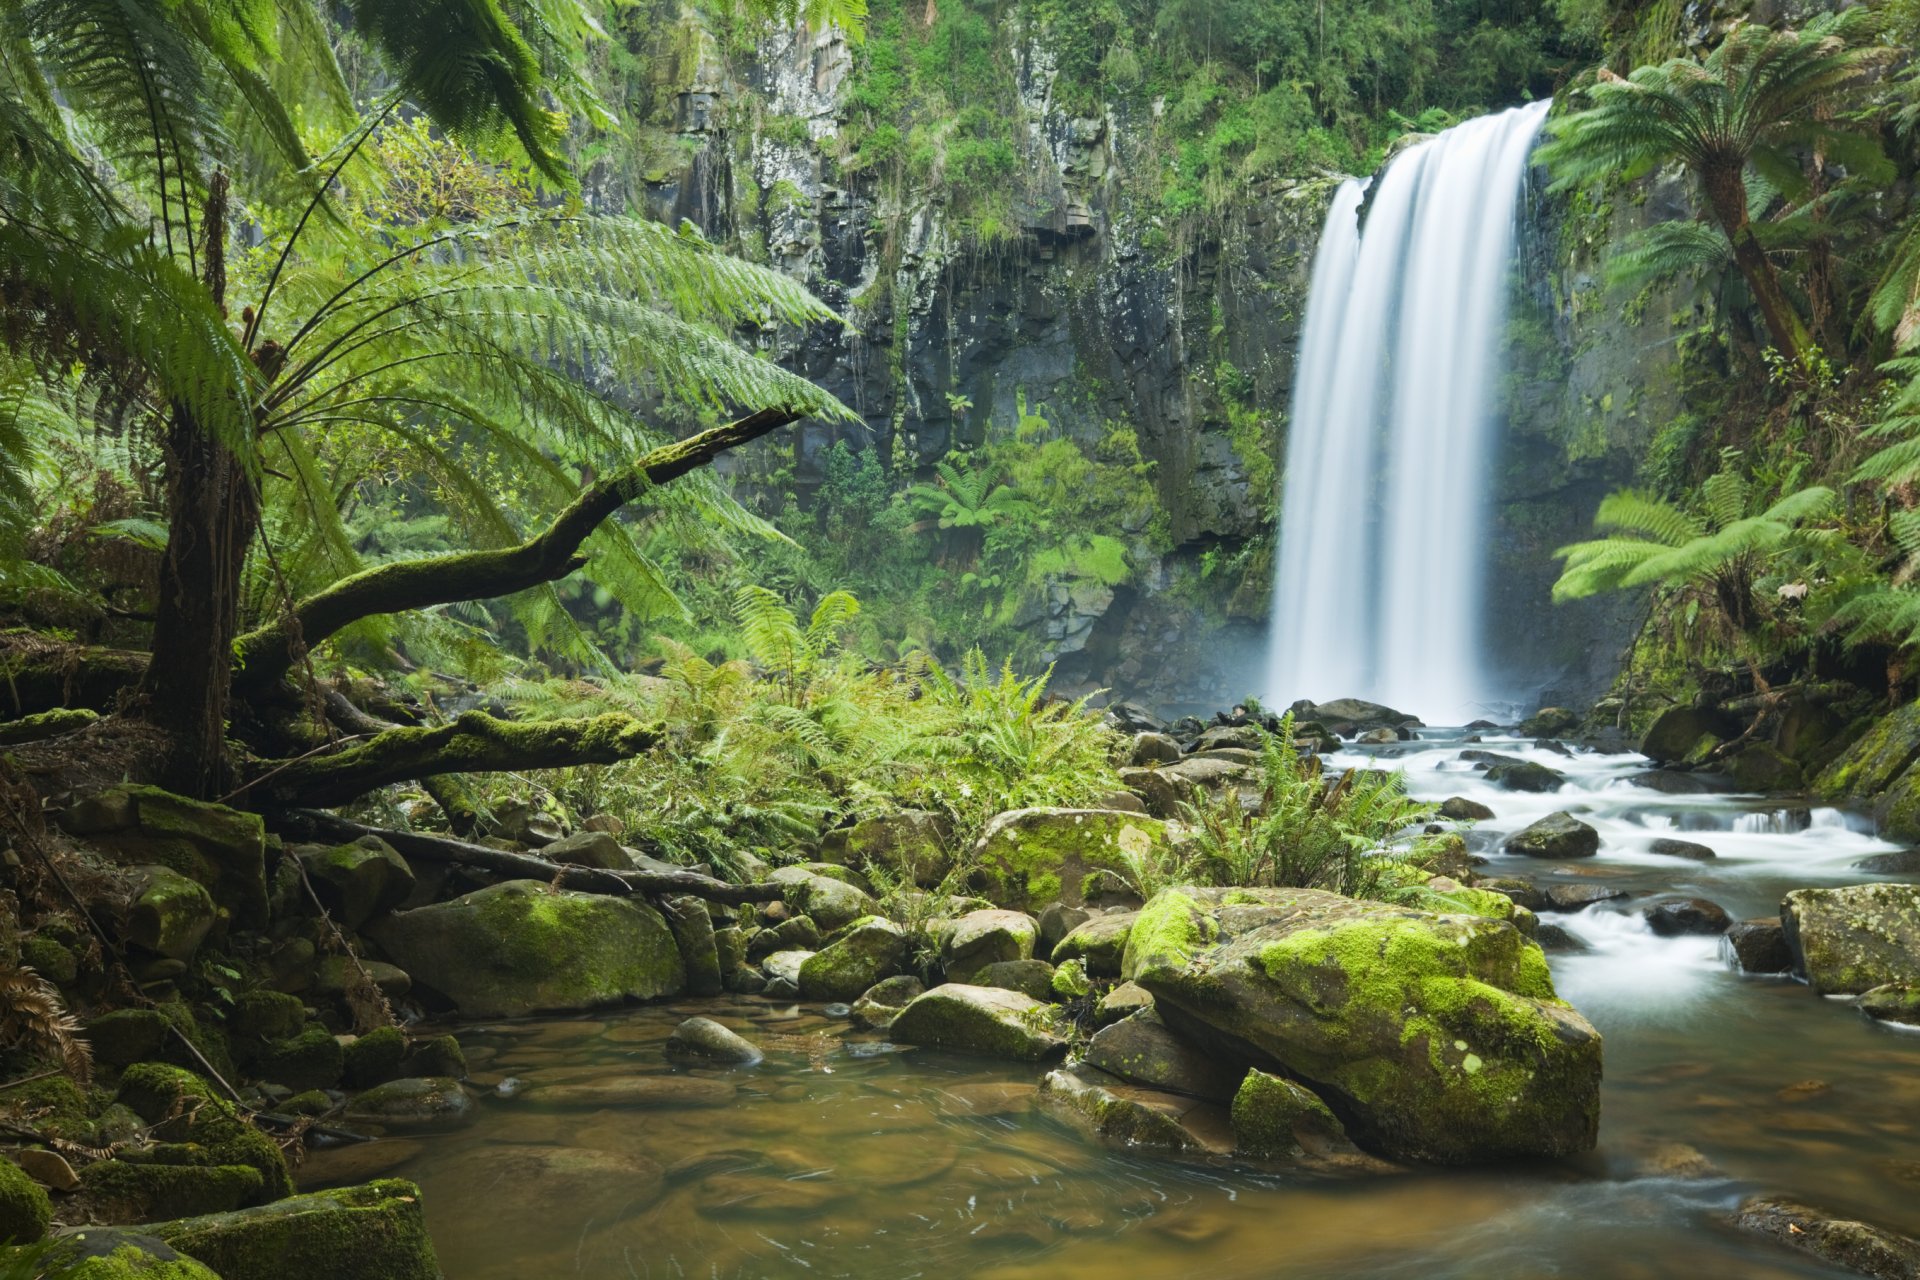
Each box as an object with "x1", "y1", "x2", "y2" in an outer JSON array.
[{"x1": 618, "y1": 12, "x2": 1677, "y2": 717}]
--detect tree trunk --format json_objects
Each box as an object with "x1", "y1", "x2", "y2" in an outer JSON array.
[
  {"x1": 1702, "y1": 163, "x2": 1813, "y2": 368},
  {"x1": 138, "y1": 406, "x2": 258, "y2": 799}
]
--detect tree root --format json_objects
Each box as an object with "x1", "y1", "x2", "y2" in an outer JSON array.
[{"x1": 273, "y1": 810, "x2": 784, "y2": 905}]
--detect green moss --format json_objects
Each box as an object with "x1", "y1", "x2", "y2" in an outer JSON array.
[
  {"x1": 39, "y1": 1229, "x2": 225, "y2": 1278},
  {"x1": 115, "y1": 1065, "x2": 292, "y2": 1203},
  {"x1": 19, "y1": 934, "x2": 78, "y2": 984},
  {"x1": 254, "y1": 1026, "x2": 343, "y2": 1093},
  {"x1": 152, "y1": 1178, "x2": 441, "y2": 1280},
  {"x1": 797, "y1": 917, "x2": 906, "y2": 1001},
  {"x1": 973, "y1": 810, "x2": 1170, "y2": 911},
  {"x1": 229, "y1": 991, "x2": 305, "y2": 1043},
  {"x1": 342, "y1": 1027, "x2": 406, "y2": 1090},
  {"x1": 80, "y1": 1159, "x2": 264, "y2": 1220},
  {"x1": 1051, "y1": 957, "x2": 1092, "y2": 999},
  {"x1": 0, "y1": 1159, "x2": 51, "y2": 1244},
  {"x1": 400, "y1": 1034, "x2": 465, "y2": 1080},
  {"x1": 1231, "y1": 1069, "x2": 1346, "y2": 1159},
  {"x1": 888, "y1": 986, "x2": 1066, "y2": 1061},
  {"x1": 1119, "y1": 889, "x2": 1217, "y2": 982}
]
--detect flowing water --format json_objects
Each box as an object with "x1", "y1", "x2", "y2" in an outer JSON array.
[
  {"x1": 304, "y1": 729, "x2": 1920, "y2": 1279},
  {"x1": 1265, "y1": 102, "x2": 1549, "y2": 722}
]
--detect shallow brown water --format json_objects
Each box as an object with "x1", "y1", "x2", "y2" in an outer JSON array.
[{"x1": 302, "y1": 732, "x2": 1920, "y2": 1279}]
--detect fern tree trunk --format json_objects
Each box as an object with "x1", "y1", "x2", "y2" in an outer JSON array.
[{"x1": 1702, "y1": 163, "x2": 1814, "y2": 368}]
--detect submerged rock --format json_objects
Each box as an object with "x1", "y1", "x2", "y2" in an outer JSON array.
[
  {"x1": 1852, "y1": 850, "x2": 1920, "y2": 875},
  {"x1": 1782, "y1": 884, "x2": 1920, "y2": 994},
  {"x1": 368, "y1": 881, "x2": 684, "y2": 1017},
  {"x1": 343, "y1": 1077, "x2": 475, "y2": 1134},
  {"x1": 1038, "y1": 1064, "x2": 1230, "y2": 1154},
  {"x1": 1504, "y1": 812, "x2": 1601, "y2": 859},
  {"x1": 969, "y1": 808, "x2": 1171, "y2": 911},
  {"x1": 1648, "y1": 837, "x2": 1717, "y2": 861},
  {"x1": 1734, "y1": 1196, "x2": 1920, "y2": 1280},
  {"x1": 887, "y1": 984, "x2": 1068, "y2": 1061},
  {"x1": 665, "y1": 1017, "x2": 763, "y2": 1064},
  {"x1": 1858, "y1": 983, "x2": 1920, "y2": 1027},
  {"x1": 1123, "y1": 886, "x2": 1602, "y2": 1164}
]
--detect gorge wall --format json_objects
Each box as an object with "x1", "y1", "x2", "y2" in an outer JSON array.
[{"x1": 601, "y1": 4, "x2": 1699, "y2": 717}]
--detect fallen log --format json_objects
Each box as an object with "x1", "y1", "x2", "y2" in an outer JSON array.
[{"x1": 272, "y1": 809, "x2": 784, "y2": 905}]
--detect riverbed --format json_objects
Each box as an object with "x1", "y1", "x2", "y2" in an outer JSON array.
[{"x1": 301, "y1": 730, "x2": 1920, "y2": 1278}]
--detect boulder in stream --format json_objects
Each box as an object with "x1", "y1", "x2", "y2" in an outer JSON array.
[
  {"x1": 1781, "y1": 884, "x2": 1920, "y2": 995},
  {"x1": 665, "y1": 1017, "x2": 763, "y2": 1064},
  {"x1": 1735, "y1": 1196, "x2": 1920, "y2": 1280},
  {"x1": 1484, "y1": 761, "x2": 1567, "y2": 793},
  {"x1": 887, "y1": 984, "x2": 1068, "y2": 1061},
  {"x1": 1439, "y1": 797, "x2": 1494, "y2": 821},
  {"x1": 1723, "y1": 919, "x2": 1794, "y2": 975},
  {"x1": 798, "y1": 917, "x2": 906, "y2": 1001},
  {"x1": 1503, "y1": 812, "x2": 1601, "y2": 859},
  {"x1": 1122, "y1": 886, "x2": 1602, "y2": 1163},
  {"x1": 1648, "y1": 837, "x2": 1717, "y2": 861},
  {"x1": 1857, "y1": 983, "x2": 1920, "y2": 1027},
  {"x1": 151, "y1": 1178, "x2": 441, "y2": 1280},
  {"x1": 1644, "y1": 897, "x2": 1731, "y2": 936},
  {"x1": 1851, "y1": 850, "x2": 1920, "y2": 875}
]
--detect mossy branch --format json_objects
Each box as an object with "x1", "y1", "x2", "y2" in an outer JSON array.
[
  {"x1": 247, "y1": 711, "x2": 662, "y2": 808},
  {"x1": 232, "y1": 407, "x2": 803, "y2": 694}
]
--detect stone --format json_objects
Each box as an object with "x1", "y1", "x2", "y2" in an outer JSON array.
[
  {"x1": 151, "y1": 1178, "x2": 441, "y2": 1280},
  {"x1": 1119, "y1": 767, "x2": 1187, "y2": 819},
  {"x1": 1543, "y1": 884, "x2": 1628, "y2": 911},
  {"x1": 1036, "y1": 901, "x2": 1092, "y2": 952},
  {"x1": 1504, "y1": 812, "x2": 1601, "y2": 859},
  {"x1": 976, "y1": 958, "x2": 1055, "y2": 1001},
  {"x1": 1517, "y1": 707, "x2": 1579, "y2": 737},
  {"x1": 37, "y1": 1227, "x2": 222, "y2": 1278},
  {"x1": 0, "y1": 1156, "x2": 51, "y2": 1244},
  {"x1": 432, "y1": 1146, "x2": 663, "y2": 1238},
  {"x1": 11, "y1": 1148, "x2": 78, "y2": 1192},
  {"x1": 1533, "y1": 923, "x2": 1587, "y2": 953},
  {"x1": 367, "y1": 880, "x2": 684, "y2": 1017},
  {"x1": 580, "y1": 813, "x2": 625, "y2": 836},
  {"x1": 343, "y1": 1078, "x2": 475, "y2": 1134},
  {"x1": 797, "y1": 917, "x2": 906, "y2": 1001},
  {"x1": 1648, "y1": 837, "x2": 1717, "y2": 861},
  {"x1": 746, "y1": 915, "x2": 822, "y2": 961},
  {"x1": 1439, "y1": 796, "x2": 1494, "y2": 821},
  {"x1": 78, "y1": 1159, "x2": 265, "y2": 1221},
  {"x1": 1302, "y1": 699, "x2": 1418, "y2": 734},
  {"x1": 1734, "y1": 1196, "x2": 1920, "y2": 1280},
  {"x1": 126, "y1": 866, "x2": 217, "y2": 961},
  {"x1": 1051, "y1": 957, "x2": 1092, "y2": 998},
  {"x1": 969, "y1": 808, "x2": 1172, "y2": 911},
  {"x1": 1723, "y1": 919, "x2": 1795, "y2": 975},
  {"x1": 400, "y1": 1034, "x2": 466, "y2": 1080},
  {"x1": 1726, "y1": 743, "x2": 1806, "y2": 793},
  {"x1": 1645, "y1": 897, "x2": 1731, "y2": 936},
  {"x1": 1192, "y1": 724, "x2": 1265, "y2": 753},
  {"x1": 1231, "y1": 1069, "x2": 1359, "y2": 1160},
  {"x1": 1038, "y1": 1065, "x2": 1225, "y2": 1154},
  {"x1": 1128, "y1": 733, "x2": 1183, "y2": 766},
  {"x1": 1859, "y1": 983, "x2": 1920, "y2": 1026},
  {"x1": 1104, "y1": 701, "x2": 1165, "y2": 734},
  {"x1": 113, "y1": 1065, "x2": 292, "y2": 1202},
  {"x1": 1852, "y1": 850, "x2": 1920, "y2": 874},
  {"x1": 1478, "y1": 877, "x2": 1549, "y2": 912},
  {"x1": 665, "y1": 1016, "x2": 763, "y2": 1064},
  {"x1": 938, "y1": 908, "x2": 1038, "y2": 979},
  {"x1": 65, "y1": 785, "x2": 269, "y2": 926},
  {"x1": 256, "y1": 1026, "x2": 344, "y2": 1093},
  {"x1": 1084, "y1": 1009, "x2": 1246, "y2": 1103},
  {"x1": 850, "y1": 975, "x2": 924, "y2": 1031},
  {"x1": 493, "y1": 802, "x2": 563, "y2": 847},
  {"x1": 341, "y1": 1028, "x2": 407, "y2": 1091},
  {"x1": 818, "y1": 810, "x2": 953, "y2": 887},
  {"x1": 887, "y1": 984, "x2": 1068, "y2": 1061},
  {"x1": 1782, "y1": 884, "x2": 1920, "y2": 994},
  {"x1": 764, "y1": 868, "x2": 875, "y2": 931},
  {"x1": 1095, "y1": 980, "x2": 1154, "y2": 1026},
  {"x1": 85, "y1": 1009, "x2": 180, "y2": 1070},
  {"x1": 659, "y1": 896, "x2": 723, "y2": 998},
  {"x1": 1484, "y1": 761, "x2": 1567, "y2": 793},
  {"x1": 1642, "y1": 706, "x2": 1736, "y2": 764},
  {"x1": 1050, "y1": 911, "x2": 1137, "y2": 976},
  {"x1": 1630, "y1": 770, "x2": 1711, "y2": 794},
  {"x1": 539, "y1": 830, "x2": 631, "y2": 870},
  {"x1": 1123, "y1": 886, "x2": 1602, "y2": 1163},
  {"x1": 1355, "y1": 727, "x2": 1399, "y2": 745},
  {"x1": 292, "y1": 837, "x2": 415, "y2": 929},
  {"x1": 312, "y1": 956, "x2": 411, "y2": 999},
  {"x1": 227, "y1": 991, "x2": 304, "y2": 1044}
]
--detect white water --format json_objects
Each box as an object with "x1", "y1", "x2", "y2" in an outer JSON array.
[{"x1": 1266, "y1": 102, "x2": 1550, "y2": 723}]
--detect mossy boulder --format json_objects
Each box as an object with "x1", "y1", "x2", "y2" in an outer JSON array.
[
  {"x1": 1231, "y1": 1069, "x2": 1365, "y2": 1163},
  {"x1": 400, "y1": 1034, "x2": 466, "y2": 1080},
  {"x1": 366, "y1": 880, "x2": 684, "y2": 1016},
  {"x1": 818, "y1": 811, "x2": 953, "y2": 887},
  {"x1": 1641, "y1": 706, "x2": 1737, "y2": 765},
  {"x1": 1517, "y1": 708, "x2": 1578, "y2": 737},
  {"x1": 151, "y1": 1178, "x2": 440, "y2": 1280},
  {"x1": 539, "y1": 830, "x2": 632, "y2": 870},
  {"x1": 1503, "y1": 812, "x2": 1600, "y2": 859},
  {"x1": 36, "y1": 1228, "x2": 223, "y2": 1279},
  {"x1": 1735, "y1": 1196, "x2": 1920, "y2": 1280},
  {"x1": 1814, "y1": 698, "x2": 1920, "y2": 802},
  {"x1": 1724, "y1": 743, "x2": 1805, "y2": 793},
  {"x1": 1483, "y1": 761, "x2": 1566, "y2": 793},
  {"x1": 1781, "y1": 884, "x2": 1920, "y2": 995},
  {"x1": 1037, "y1": 1064, "x2": 1220, "y2": 1153},
  {"x1": 77, "y1": 1158, "x2": 264, "y2": 1222},
  {"x1": 126, "y1": 866, "x2": 217, "y2": 961},
  {"x1": 343, "y1": 1078, "x2": 475, "y2": 1134},
  {"x1": 887, "y1": 984, "x2": 1068, "y2": 1061},
  {"x1": 797, "y1": 917, "x2": 906, "y2": 1002},
  {"x1": 229, "y1": 991, "x2": 305, "y2": 1042},
  {"x1": 0, "y1": 1158, "x2": 51, "y2": 1243},
  {"x1": 1084, "y1": 1009, "x2": 1247, "y2": 1103},
  {"x1": 976, "y1": 959, "x2": 1055, "y2": 1001},
  {"x1": 254, "y1": 1026, "x2": 343, "y2": 1093},
  {"x1": 1051, "y1": 911, "x2": 1136, "y2": 976},
  {"x1": 658, "y1": 896, "x2": 722, "y2": 998},
  {"x1": 62, "y1": 785, "x2": 268, "y2": 925},
  {"x1": 342, "y1": 1027, "x2": 407, "y2": 1089},
  {"x1": 1126, "y1": 886, "x2": 1602, "y2": 1164},
  {"x1": 969, "y1": 809, "x2": 1171, "y2": 911},
  {"x1": 664, "y1": 1016, "x2": 763, "y2": 1064},
  {"x1": 115, "y1": 1065, "x2": 292, "y2": 1203},
  {"x1": 763, "y1": 868, "x2": 874, "y2": 932},
  {"x1": 746, "y1": 915, "x2": 822, "y2": 962},
  {"x1": 85, "y1": 1003, "x2": 233, "y2": 1079},
  {"x1": 1872, "y1": 765, "x2": 1920, "y2": 844},
  {"x1": 937, "y1": 909, "x2": 1038, "y2": 980},
  {"x1": 850, "y1": 975, "x2": 923, "y2": 1031},
  {"x1": 291, "y1": 838, "x2": 415, "y2": 930}
]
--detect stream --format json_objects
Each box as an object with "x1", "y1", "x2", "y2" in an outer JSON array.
[{"x1": 299, "y1": 729, "x2": 1920, "y2": 1279}]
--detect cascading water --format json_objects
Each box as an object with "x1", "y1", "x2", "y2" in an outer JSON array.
[{"x1": 1265, "y1": 101, "x2": 1550, "y2": 723}]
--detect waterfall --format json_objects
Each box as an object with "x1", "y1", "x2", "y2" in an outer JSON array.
[{"x1": 1264, "y1": 101, "x2": 1549, "y2": 724}]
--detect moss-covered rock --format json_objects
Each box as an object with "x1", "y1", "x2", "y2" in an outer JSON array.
[
  {"x1": 1051, "y1": 958, "x2": 1092, "y2": 999},
  {"x1": 343, "y1": 1078, "x2": 475, "y2": 1134},
  {"x1": 746, "y1": 915, "x2": 822, "y2": 962},
  {"x1": 1484, "y1": 761, "x2": 1566, "y2": 793},
  {"x1": 937, "y1": 908, "x2": 1038, "y2": 980},
  {"x1": 366, "y1": 880, "x2": 684, "y2": 1017},
  {"x1": 78, "y1": 1158, "x2": 264, "y2": 1222},
  {"x1": 1095, "y1": 980, "x2": 1153, "y2": 1026},
  {"x1": 797, "y1": 917, "x2": 906, "y2": 1001},
  {"x1": 1127, "y1": 886, "x2": 1602, "y2": 1164},
  {"x1": 1858, "y1": 982, "x2": 1920, "y2": 1026},
  {"x1": 86, "y1": 1003, "x2": 233, "y2": 1080},
  {"x1": 659, "y1": 895, "x2": 722, "y2": 998},
  {"x1": 1037, "y1": 1064, "x2": 1218, "y2": 1153},
  {"x1": 887, "y1": 984, "x2": 1068, "y2": 1061},
  {"x1": 849, "y1": 975, "x2": 923, "y2": 1031},
  {"x1": 1517, "y1": 708, "x2": 1578, "y2": 737},
  {"x1": 664, "y1": 1016, "x2": 763, "y2": 1063},
  {"x1": 21, "y1": 933, "x2": 79, "y2": 984},
  {"x1": 126, "y1": 866, "x2": 217, "y2": 962},
  {"x1": 975, "y1": 958, "x2": 1055, "y2": 1001},
  {"x1": 970, "y1": 809, "x2": 1171, "y2": 911},
  {"x1": 342, "y1": 1027, "x2": 406, "y2": 1090},
  {"x1": 291, "y1": 838, "x2": 415, "y2": 930},
  {"x1": 818, "y1": 810, "x2": 953, "y2": 887},
  {"x1": 229, "y1": 991, "x2": 305, "y2": 1042},
  {"x1": 1641, "y1": 706, "x2": 1737, "y2": 764},
  {"x1": 1724, "y1": 743, "x2": 1805, "y2": 793},
  {"x1": 36, "y1": 1228, "x2": 223, "y2": 1278},
  {"x1": 1050, "y1": 911, "x2": 1136, "y2": 976},
  {"x1": 539, "y1": 830, "x2": 632, "y2": 870},
  {"x1": 115, "y1": 1064, "x2": 292, "y2": 1202},
  {"x1": 1084, "y1": 1009, "x2": 1246, "y2": 1103},
  {"x1": 1734, "y1": 1196, "x2": 1920, "y2": 1280},
  {"x1": 0, "y1": 1157, "x2": 51, "y2": 1243},
  {"x1": 255, "y1": 1026, "x2": 343, "y2": 1093},
  {"x1": 1781, "y1": 884, "x2": 1920, "y2": 995},
  {"x1": 151, "y1": 1178, "x2": 440, "y2": 1280},
  {"x1": 63, "y1": 786, "x2": 268, "y2": 926},
  {"x1": 763, "y1": 869, "x2": 873, "y2": 932},
  {"x1": 399, "y1": 1034, "x2": 465, "y2": 1080},
  {"x1": 1230, "y1": 1068, "x2": 1358, "y2": 1161},
  {"x1": 1814, "y1": 698, "x2": 1920, "y2": 802}
]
